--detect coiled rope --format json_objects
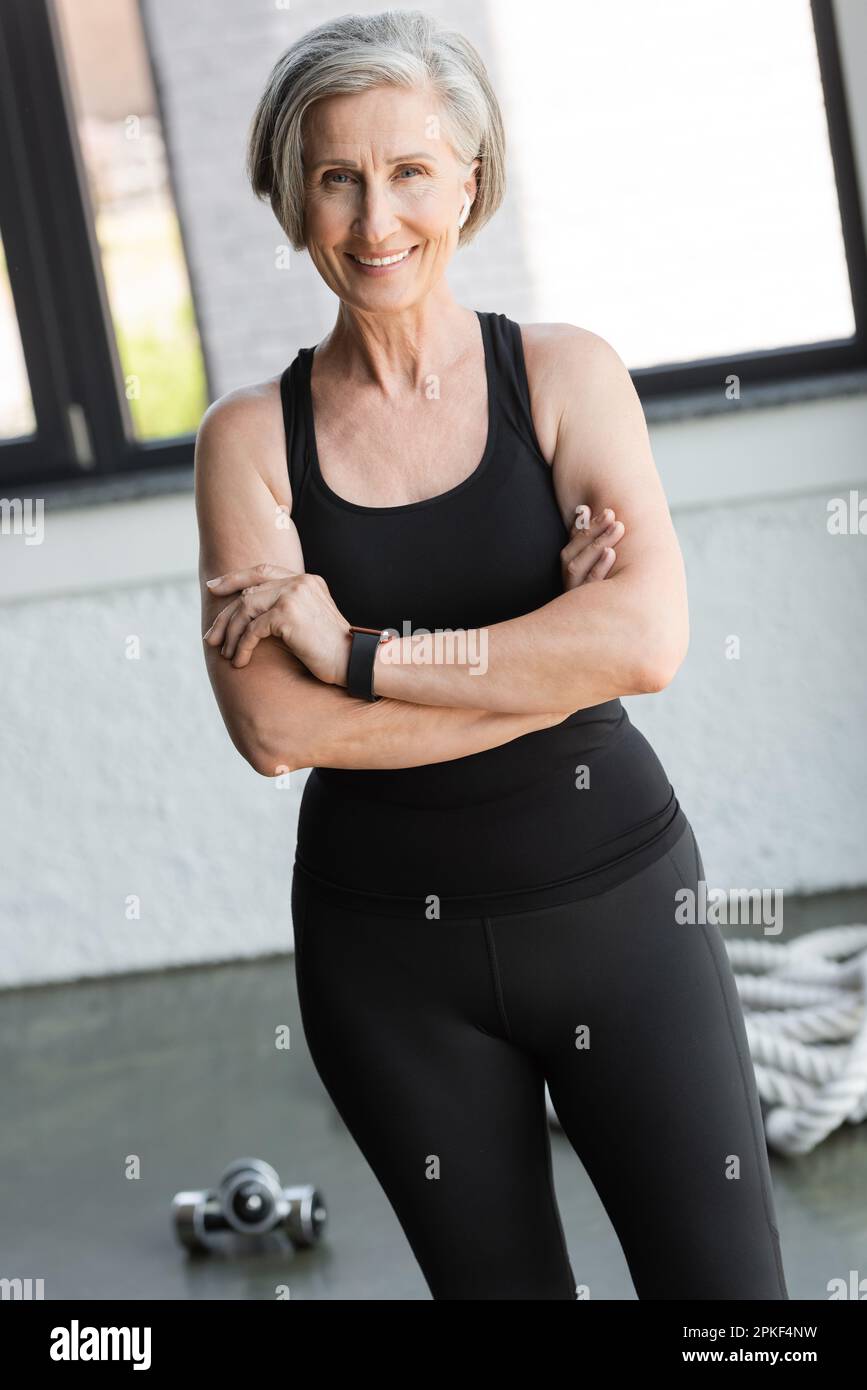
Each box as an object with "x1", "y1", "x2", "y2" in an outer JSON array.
[{"x1": 729, "y1": 925, "x2": 867, "y2": 1155}]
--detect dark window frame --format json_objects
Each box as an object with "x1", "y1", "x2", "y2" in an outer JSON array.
[
  {"x1": 0, "y1": 0, "x2": 864, "y2": 497},
  {"x1": 0, "y1": 0, "x2": 213, "y2": 491}
]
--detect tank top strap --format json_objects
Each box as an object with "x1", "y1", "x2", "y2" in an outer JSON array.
[
  {"x1": 279, "y1": 349, "x2": 314, "y2": 514},
  {"x1": 481, "y1": 311, "x2": 549, "y2": 469}
]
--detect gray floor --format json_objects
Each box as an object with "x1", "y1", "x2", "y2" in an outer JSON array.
[{"x1": 2, "y1": 887, "x2": 867, "y2": 1301}]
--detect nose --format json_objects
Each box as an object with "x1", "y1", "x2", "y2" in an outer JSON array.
[{"x1": 351, "y1": 177, "x2": 402, "y2": 246}]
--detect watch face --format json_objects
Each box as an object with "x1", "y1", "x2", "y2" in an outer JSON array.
[{"x1": 349, "y1": 625, "x2": 396, "y2": 642}]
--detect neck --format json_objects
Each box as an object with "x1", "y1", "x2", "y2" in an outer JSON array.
[{"x1": 316, "y1": 291, "x2": 478, "y2": 392}]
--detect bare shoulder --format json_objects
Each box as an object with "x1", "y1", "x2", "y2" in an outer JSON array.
[
  {"x1": 516, "y1": 322, "x2": 628, "y2": 466},
  {"x1": 195, "y1": 374, "x2": 290, "y2": 507},
  {"x1": 520, "y1": 320, "x2": 626, "y2": 382}
]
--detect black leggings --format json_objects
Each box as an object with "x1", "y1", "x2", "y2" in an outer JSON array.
[{"x1": 291, "y1": 822, "x2": 789, "y2": 1300}]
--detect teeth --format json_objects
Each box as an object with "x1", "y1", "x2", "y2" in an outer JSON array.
[{"x1": 351, "y1": 249, "x2": 412, "y2": 266}]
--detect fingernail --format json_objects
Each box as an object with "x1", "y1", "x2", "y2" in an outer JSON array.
[{"x1": 206, "y1": 577, "x2": 220, "y2": 587}]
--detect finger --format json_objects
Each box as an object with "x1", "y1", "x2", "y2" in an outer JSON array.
[
  {"x1": 569, "y1": 510, "x2": 621, "y2": 548},
  {"x1": 563, "y1": 519, "x2": 624, "y2": 572},
  {"x1": 203, "y1": 600, "x2": 241, "y2": 646},
  {"x1": 599, "y1": 519, "x2": 624, "y2": 546},
  {"x1": 561, "y1": 512, "x2": 622, "y2": 567},
  {"x1": 231, "y1": 610, "x2": 278, "y2": 669},
  {"x1": 221, "y1": 585, "x2": 281, "y2": 659},
  {"x1": 205, "y1": 564, "x2": 293, "y2": 594},
  {"x1": 562, "y1": 522, "x2": 623, "y2": 586},
  {"x1": 586, "y1": 546, "x2": 616, "y2": 581},
  {"x1": 572, "y1": 505, "x2": 612, "y2": 536},
  {"x1": 563, "y1": 546, "x2": 599, "y2": 587}
]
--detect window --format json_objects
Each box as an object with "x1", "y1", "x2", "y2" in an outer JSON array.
[
  {"x1": 491, "y1": 0, "x2": 866, "y2": 393},
  {"x1": 54, "y1": 0, "x2": 207, "y2": 442},
  {"x1": 0, "y1": 231, "x2": 35, "y2": 439},
  {"x1": 0, "y1": 0, "x2": 209, "y2": 490}
]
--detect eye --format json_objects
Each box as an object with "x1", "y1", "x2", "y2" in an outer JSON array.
[{"x1": 323, "y1": 166, "x2": 425, "y2": 185}]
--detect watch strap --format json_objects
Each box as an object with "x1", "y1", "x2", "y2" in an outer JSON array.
[{"x1": 347, "y1": 626, "x2": 387, "y2": 701}]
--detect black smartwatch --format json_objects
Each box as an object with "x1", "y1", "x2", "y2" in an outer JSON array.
[{"x1": 346, "y1": 625, "x2": 394, "y2": 702}]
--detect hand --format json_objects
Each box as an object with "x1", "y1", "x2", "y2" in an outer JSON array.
[
  {"x1": 560, "y1": 505, "x2": 625, "y2": 591},
  {"x1": 203, "y1": 563, "x2": 350, "y2": 686}
]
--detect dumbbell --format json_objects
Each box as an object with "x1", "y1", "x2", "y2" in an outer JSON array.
[{"x1": 171, "y1": 1157, "x2": 327, "y2": 1253}]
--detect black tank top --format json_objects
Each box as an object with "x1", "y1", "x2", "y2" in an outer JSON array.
[{"x1": 281, "y1": 310, "x2": 687, "y2": 919}]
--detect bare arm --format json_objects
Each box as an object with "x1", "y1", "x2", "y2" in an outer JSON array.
[
  {"x1": 371, "y1": 327, "x2": 690, "y2": 713},
  {"x1": 195, "y1": 389, "x2": 568, "y2": 776}
]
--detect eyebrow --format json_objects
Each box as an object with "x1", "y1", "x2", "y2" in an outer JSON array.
[{"x1": 307, "y1": 151, "x2": 438, "y2": 172}]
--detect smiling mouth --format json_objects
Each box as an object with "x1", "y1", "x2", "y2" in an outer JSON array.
[{"x1": 345, "y1": 246, "x2": 418, "y2": 267}]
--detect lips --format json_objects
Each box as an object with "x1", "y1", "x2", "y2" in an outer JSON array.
[
  {"x1": 350, "y1": 250, "x2": 411, "y2": 259},
  {"x1": 345, "y1": 245, "x2": 418, "y2": 266}
]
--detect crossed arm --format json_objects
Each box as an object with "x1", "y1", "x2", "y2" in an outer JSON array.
[
  {"x1": 196, "y1": 330, "x2": 688, "y2": 774},
  {"x1": 365, "y1": 329, "x2": 688, "y2": 712},
  {"x1": 196, "y1": 389, "x2": 571, "y2": 774}
]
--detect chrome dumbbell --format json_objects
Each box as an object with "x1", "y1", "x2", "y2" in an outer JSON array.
[{"x1": 171, "y1": 1157, "x2": 327, "y2": 1254}]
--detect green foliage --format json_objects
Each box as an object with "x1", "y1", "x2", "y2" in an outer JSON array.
[{"x1": 115, "y1": 296, "x2": 208, "y2": 439}]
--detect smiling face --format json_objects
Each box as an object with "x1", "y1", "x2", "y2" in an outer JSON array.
[{"x1": 301, "y1": 84, "x2": 479, "y2": 307}]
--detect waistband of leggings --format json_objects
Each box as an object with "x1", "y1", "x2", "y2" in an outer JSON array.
[{"x1": 292, "y1": 799, "x2": 690, "y2": 921}]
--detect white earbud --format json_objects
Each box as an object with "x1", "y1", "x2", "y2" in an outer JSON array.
[{"x1": 458, "y1": 193, "x2": 471, "y2": 229}]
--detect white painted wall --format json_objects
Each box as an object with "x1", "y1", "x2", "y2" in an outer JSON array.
[
  {"x1": 4, "y1": 423, "x2": 864, "y2": 989},
  {"x1": 1, "y1": 0, "x2": 866, "y2": 987}
]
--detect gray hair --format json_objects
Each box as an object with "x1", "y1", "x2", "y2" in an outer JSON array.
[{"x1": 245, "y1": 9, "x2": 505, "y2": 251}]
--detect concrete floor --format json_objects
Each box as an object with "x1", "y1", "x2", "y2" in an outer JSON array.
[{"x1": 2, "y1": 886, "x2": 866, "y2": 1301}]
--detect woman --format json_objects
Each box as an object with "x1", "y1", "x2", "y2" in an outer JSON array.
[{"x1": 196, "y1": 10, "x2": 788, "y2": 1301}]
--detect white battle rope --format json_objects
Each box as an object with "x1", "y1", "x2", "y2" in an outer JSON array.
[
  {"x1": 731, "y1": 926, "x2": 867, "y2": 1155},
  {"x1": 546, "y1": 925, "x2": 867, "y2": 1157}
]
